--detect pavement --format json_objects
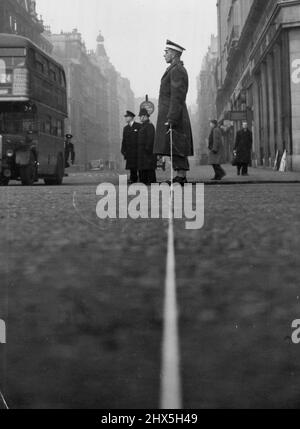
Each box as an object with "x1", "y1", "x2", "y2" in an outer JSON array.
[
  {"x1": 67, "y1": 163, "x2": 300, "y2": 185},
  {"x1": 0, "y1": 169, "x2": 300, "y2": 409},
  {"x1": 188, "y1": 163, "x2": 300, "y2": 184}
]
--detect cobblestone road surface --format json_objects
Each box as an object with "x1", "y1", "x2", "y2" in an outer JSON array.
[{"x1": 0, "y1": 170, "x2": 300, "y2": 409}]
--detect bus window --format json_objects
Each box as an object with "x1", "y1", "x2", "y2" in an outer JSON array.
[
  {"x1": 40, "y1": 119, "x2": 46, "y2": 133},
  {"x1": 36, "y1": 61, "x2": 44, "y2": 74},
  {"x1": 57, "y1": 120, "x2": 63, "y2": 137},
  {"x1": 49, "y1": 69, "x2": 57, "y2": 82},
  {"x1": 60, "y1": 71, "x2": 66, "y2": 88},
  {"x1": 51, "y1": 117, "x2": 58, "y2": 136},
  {"x1": 45, "y1": 115, "x2": 51, "y2": 134},
  {"x1": 0, "y1": 59, "x2": 6, "y2": 83},
  {"x1": 0, "y1": 59, "x2": 12, "y2": 84}
]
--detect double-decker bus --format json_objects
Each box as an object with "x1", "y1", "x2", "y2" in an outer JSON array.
[{"x1": 0, "y1": 34, "x2": 68, "y2": 186}]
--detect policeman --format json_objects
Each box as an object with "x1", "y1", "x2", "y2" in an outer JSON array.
[
  {"x1": 154, "y1": 40, "x2": 194, "y2": 186},
  {"x1": 137, "y1": 108, "x2": 157, "y2": 185},
  {"x1": 65, "y1": 134, "x2": 75, "y2": 169},
  {"x1": 121, "y1": 111, "x2": 141, "y2": 184}
]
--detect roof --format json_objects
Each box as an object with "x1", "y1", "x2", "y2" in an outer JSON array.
[{"x1": 0, "y1": 33, "x2": 64, "y2": 71}]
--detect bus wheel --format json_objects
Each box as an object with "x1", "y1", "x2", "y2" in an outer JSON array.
[
  {"x1": 20, "y1": 152, "x2": 37, "y2": 186},
  {"x1": 44, "y1": 155, "x2": 64, "y2": 186}
]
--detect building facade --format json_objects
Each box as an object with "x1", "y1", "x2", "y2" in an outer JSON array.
[
  {"x1": 47, "y1": 30, "x2": 135, "y2": 168},
  {"x1": 197, "y1": 35, "x2": 218, "y2": 164},
  {"x1": 0, "y1": 0, "x2": 52, "y2": 53},
  {"x1": 92, "y1": 33, "x2": 135, "y2": 167},
  {"x1": 47, "y1": 29, "x2": 109, "y2": 168},
  {"x1": 216, "y1": 0, "x2": 300, "y2": 170}
]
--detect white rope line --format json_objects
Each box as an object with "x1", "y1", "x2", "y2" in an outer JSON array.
[
  {"x1": 160, "y1": 127, "x2": 182, "y2": 409},
  {"x1": 0, "y1": 390, "x2": 9, "y2": 410},
  {"x1": 1, "y1": 187, "x2": 10, "y2": 411}
]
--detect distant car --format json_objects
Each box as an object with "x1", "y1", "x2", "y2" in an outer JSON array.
[{"x1": 89, "y1": 160, "x2": 105, "y2": 171}]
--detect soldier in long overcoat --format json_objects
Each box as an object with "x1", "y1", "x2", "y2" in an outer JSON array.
[
  {"x1": 234, "y1": 122, "x2": 253, "y2": 176},
  {"x1": 121, "y1": 111, "x2": 141, "y2": 183},
  {"x1": 154, "y1": 40, "x2": 194, "y2": 186},
  {"x1": 137, "y1": 108, "x2": 157, "y2": 185},
  {"x1": 208, "y1": 120, "x2": 226, "y2": 181}
]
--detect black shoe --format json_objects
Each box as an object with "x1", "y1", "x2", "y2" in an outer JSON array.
[
  {"x1": 219, "y1": 171, "x2": 226, "y2": 180},
  {"x1": 167, "y1": 176, "x2": 188, "y2": 186}
]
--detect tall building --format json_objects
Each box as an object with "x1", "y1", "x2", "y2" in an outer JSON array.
[
  {"x1": 46, "y1": 30, "x2": 135, "y2": 168},
  {"x1": 216, "y1": 0, "x2": 300, "y2": 170},
  {"x1": 47, "y1": 29, "x2": 110, "y2": 168},
  {"x1": 197, "y1": 35, "x2": 218, "y2": 164},
  {"x1": 93, "y1": 33, "x2": 135, "y2": 167},
  {"x1": 0, "y1": 0, "x2": 52, "y2": 53}
]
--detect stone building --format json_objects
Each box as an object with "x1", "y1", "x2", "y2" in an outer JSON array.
[
  {"x1": 197, "y1": 35, "x2": 218, "y2": 164},
  {"x1": 47, "y1": 30, "x2": 135, "y2": 168},
  {"x1": 93, "y1": 33, "x2": 135, "y2": 167},
  {"x1": 0, "y1": 0, "x2": 52, "y2": 53},
  {"x1": 47, "y1": 29, "x2": 110, "y2": 168},
  {"x1": 216, "y1": 0, "x2": 300, "y2": 170}
]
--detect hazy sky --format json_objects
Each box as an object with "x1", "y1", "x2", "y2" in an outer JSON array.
[{"x1": 37, "y1": 0, "x2": 217, "y2": 106}]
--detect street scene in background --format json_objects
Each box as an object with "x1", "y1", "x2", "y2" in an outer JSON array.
[{"x1": 1, "y1": 0, "x2": 300, "y2": 412}]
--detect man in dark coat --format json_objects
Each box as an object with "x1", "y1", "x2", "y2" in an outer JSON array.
[
  {"x1": 234, "y1": 122, "x2": 253, "y2": 176},
  {"x1": 154, "y1": 40, "x2": 194, "y2": 186},
  {"x1": 64, "y1": 134, "x2": 75, "y2": 168},
  {"x1": 121, "y1": 111, "x2": 141, "y2": 184},
  {"x1": 137, "y1": 108, "x2": 157, "y2": 185},
  {"x1": 208, "y1": 120, "x2": 226, "y2": 181}
]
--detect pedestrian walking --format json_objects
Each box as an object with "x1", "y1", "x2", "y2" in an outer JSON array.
[
  {"x1": 138, "y1": 108, "x2": 157, "y2": 185},
  {"x1": 121, "y1": 111, "x2": 141, "y2": 184},
  {"x1": 234, "y1": 122, "x2": 253, "y2": 176},
  {"x1": 154, "y1": 40, "x2": 194, "y2": 186},
  {"x1": 208, "y1": 120, "x2": 226, "y2": 181}
]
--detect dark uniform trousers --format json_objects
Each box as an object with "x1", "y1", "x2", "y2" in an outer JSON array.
[
  {"x1": 139, "y1": 170, "x2": 156, "y2": 185},
  {"x1": 237, "y1": 163, "x2": 249, "y2": 176},
  {"x1": 173, "y1": 155, "x2": 190, "y2": 171},
  {"x1": 130, "y1": 169, "x2": 139, "y2": 183}
]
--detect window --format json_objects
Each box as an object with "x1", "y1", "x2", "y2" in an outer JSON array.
[
  {"x1": 9, "y1": 16, "x2": 17, "y2": 33},
  {"x1": 35, "y1": 53, "x2": 49, "y2": 75},
  {"x1": 49, "y1": 69, "x2": 56, "y2": 81},
  {"x1": 45, "y1": 115, "x2": 51, "y2": 134},
  {"x1": 0, "y1": 59, "x2": 11, "y2": 84},
  {"x1": 51, "y1": 117, "x2": 58, "y2": 136},
  {"x1": 40, "y1": 119, "x2": 46, "y2": 133},
  {"x1": 36, "y1": 61, "x2": 44, "y2": 74},
  {"x1": 57, "y1": 120, "x2": 63, "y2": 137}
]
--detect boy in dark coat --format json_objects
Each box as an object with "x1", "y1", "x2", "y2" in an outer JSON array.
[
  {"x1": 138, "y1": 108, "x2": 157, "y2": 185},
  {"x1": 121, "y1": 111, "x2": 141, "y2": 184},
  {"x1": 234, "y1": 122, "x2": 253, "y2": 176},
  {"x1": 154, "y1": 40, "x2": 194, "y2": 186}
]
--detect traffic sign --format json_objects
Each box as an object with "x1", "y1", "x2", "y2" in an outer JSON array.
[{"x1": 140, "y1": 95, "x2": 155, "y2": 116}]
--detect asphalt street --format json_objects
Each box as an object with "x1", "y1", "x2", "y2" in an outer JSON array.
[{"x1": 0, "y1": 169, "x2": 300, "y2": 409}]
